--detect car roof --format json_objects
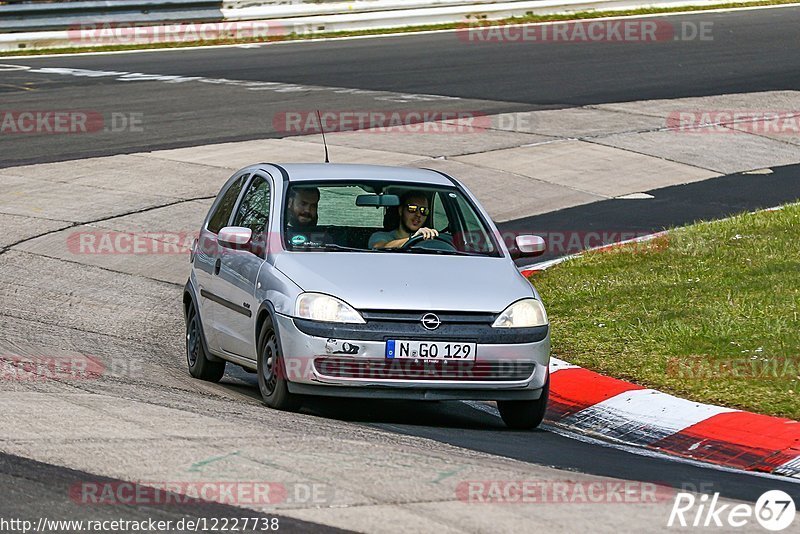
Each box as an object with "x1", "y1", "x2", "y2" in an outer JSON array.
[{"x1": 260, "y1": 163, "x2": 455, "y2": 186}]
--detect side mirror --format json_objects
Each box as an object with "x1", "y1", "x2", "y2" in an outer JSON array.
[
  {"x1": 510, "y1": 235, "x2": 546, "y2": 259},
  {"x1": 218, "y1": 226, "x2": 253, "y2": 249}
]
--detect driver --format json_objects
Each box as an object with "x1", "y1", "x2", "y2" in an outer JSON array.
[{"x1": 369, "y1": 191, "x2": 439, "y2": 249}]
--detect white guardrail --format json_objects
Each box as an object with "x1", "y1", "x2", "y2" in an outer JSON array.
[
  {"x1": 0, "y1": 0, "x2": 761, "y2": 52},
  {"x1": 1, "y1": 1, "x2": 527, "y2": 32}
]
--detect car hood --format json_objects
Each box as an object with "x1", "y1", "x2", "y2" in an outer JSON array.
[{"x1": 273, "y1": 252, "x2": 534, "y2": 312}]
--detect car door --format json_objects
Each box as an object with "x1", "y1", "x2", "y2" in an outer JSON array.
[
  {"x1": 194, "y1": 172, "x2": 249, "y2": 353},
  {"x1": 211, "y1": 173, "x2": 273, "y2": 360}
]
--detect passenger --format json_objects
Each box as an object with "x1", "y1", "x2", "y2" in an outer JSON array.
[
  {"x1": 369, "y1": 191, "x2": 438, "y2": 249},
  {"x1": 286, "y1": 187, "x2": 320, "y2": 229},
  {"x1": 285, "y1": 187, "x2": 329, "y2": 246}
]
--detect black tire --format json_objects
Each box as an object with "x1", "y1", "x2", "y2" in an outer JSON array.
[
  {"x1": 257, "y1": 315, "x2": 301, "y2": 411},
  {"x1": 185, "y1": 300, "x2": 226, "y2": 382},
  {"x1": 497, "y1": 377, "x2": 549, "y2": 430}
]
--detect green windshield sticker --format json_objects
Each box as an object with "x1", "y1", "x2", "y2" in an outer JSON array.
[{"x1": 291, "y1": 234, "x2": 307, "y2": 245}]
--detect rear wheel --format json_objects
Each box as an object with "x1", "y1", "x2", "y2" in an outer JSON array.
[
  {"x1": 257, "y1": 316, "x2": 301, "y2": 411},
  {"x1": 497, "y1": 376, "x2": 549, "y2": 430},
  {"x1": 186, "y1": 300, "x2": 225, "y2": 382}
]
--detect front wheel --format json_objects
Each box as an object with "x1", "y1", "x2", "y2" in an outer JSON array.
[
  {"x1": 186, "y1": 300, "x2": 225, "y2": 382},
  {"x1": 257, "y1": 316, "x2": 301, "y2": 411},
  {"x1": 497, "y1": 376, "x2": 549, "y2": 430}
]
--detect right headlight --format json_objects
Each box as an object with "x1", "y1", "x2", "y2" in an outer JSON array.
[
  {"x1": 492, "y1": 298, "x2": 548, "y2": 328},
  {"x1": 295, "y1": 293, "x2": 365, "y2": 324}
]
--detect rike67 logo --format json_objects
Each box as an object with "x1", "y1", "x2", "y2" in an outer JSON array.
[{"x1": 668, "y1": 490, "x2": 796, "y2": 530}]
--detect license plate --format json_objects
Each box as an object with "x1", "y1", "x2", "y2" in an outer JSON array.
[{"x1": 385, "y1": 340, "x2": 476, "y2": 361}]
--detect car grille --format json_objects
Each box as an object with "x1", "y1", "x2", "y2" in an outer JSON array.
[
  {"x1": 293, "y1": 309, "x2": 549, "y2": 344},
  {"x1": 360, "y1": 310, "x2": 497, "y2": 326},
  {"x1": 314, "y1": 357, "x2": 535, "y2": 381}
]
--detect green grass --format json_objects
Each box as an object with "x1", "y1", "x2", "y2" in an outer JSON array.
[
  {"x1": 1, "y1": 0, "x2": 797, "y2": 57},
  {"x1": 532, "y1": 204, "x2": 800, "y2": 420}
]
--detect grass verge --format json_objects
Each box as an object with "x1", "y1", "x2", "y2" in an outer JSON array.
[
  {"x1": 0, "y1": 0, "x2": 797, "y2": 57},
  {"x1": 531, "y1": 203, "x2": 800, "y2": 420}
]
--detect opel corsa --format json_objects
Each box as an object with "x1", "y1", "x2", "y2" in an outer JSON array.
[{"x1": 183, "y1": 164, "x2": 550, "y2": 429}]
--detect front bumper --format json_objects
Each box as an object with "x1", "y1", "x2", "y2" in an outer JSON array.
[{"x1": 274, "y1": 313, "x2": 550, "y2": 400}]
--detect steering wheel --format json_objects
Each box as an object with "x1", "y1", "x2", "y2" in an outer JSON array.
[{"x1": 401, "y1": 233, "x2": 456, "y2": 250}]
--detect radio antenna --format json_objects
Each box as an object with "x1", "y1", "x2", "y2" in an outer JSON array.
[{"x1": 316, "y1": 110, "x2": 330, "y2": 163}]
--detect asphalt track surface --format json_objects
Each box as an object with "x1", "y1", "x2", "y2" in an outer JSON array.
[
  {"x1": 0, "y1": 453, "x2": 346, "y2": 533},
  {"x1": 504, "y1": 163, "x2": 800, "y2": 264},
  {"x1": 2, "y1": 5, "x2": 800, "y2": 529},
  {"x1": 2, "y1": 7, "x2": 800, "y2": 166}
]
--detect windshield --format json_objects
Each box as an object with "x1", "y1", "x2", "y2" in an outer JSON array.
[{"x1": 282, "y1": 182, "x2": 501, "y2": 257}]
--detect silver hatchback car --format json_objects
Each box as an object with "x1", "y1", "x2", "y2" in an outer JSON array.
[{"x1": 183, "y1": 163, "x2": 550, "y2": 429}]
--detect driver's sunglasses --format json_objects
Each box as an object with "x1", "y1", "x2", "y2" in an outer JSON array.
[{"x1": 405, "y1": 204, "x2": 430, "y2": 216}]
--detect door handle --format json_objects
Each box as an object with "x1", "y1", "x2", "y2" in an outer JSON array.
[{"x1": 214, "y1": 258, "x2": 221, "y2": 275}]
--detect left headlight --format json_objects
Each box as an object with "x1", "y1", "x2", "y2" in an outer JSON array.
[
  {"x1": 492, "y1": 298, "x2": 548, "y2": 328},
  {"x1": 295, "y1": 293, "x2": 366, "y2": 324}
]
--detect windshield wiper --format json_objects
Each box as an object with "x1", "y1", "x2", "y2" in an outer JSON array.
[
  {"x1": 401, "y1": 248, "x2": 486, "y2": 257},
  {"x1": 292, "y1": 243, "x2": 363, "y2": 252},
  {"x1": 292, "y1": 243, "x2": 485, "y2": 256}
]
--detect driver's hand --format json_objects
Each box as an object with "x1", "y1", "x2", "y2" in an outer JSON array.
[{"x1": 412, "y1": 228, "x2": 439, "y2": 241}]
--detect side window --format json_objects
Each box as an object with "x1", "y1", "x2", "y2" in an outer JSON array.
[
  {"x1": 456, "y1": 196, "x2": 495, "y2": 253},
  {"x1": 432, "y1": 192, "x2": 450, "y2": 232},
  {"x1": 208, "y1": 174, "x2": 248, "y2": 234},
  {"x1": 233, "y1": 175, "x2": 271, "y2": 233}
]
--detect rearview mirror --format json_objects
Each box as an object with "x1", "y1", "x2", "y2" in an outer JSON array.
[
  {"x1": 218, "y1": 226, "x2": 253, "y2": 249},
  {"x1": 510, "y1": 235, "x2": 546, "y2": 259},
  {"x1": 356, "y1": 194, "x2": 400, "y2": 207}
]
